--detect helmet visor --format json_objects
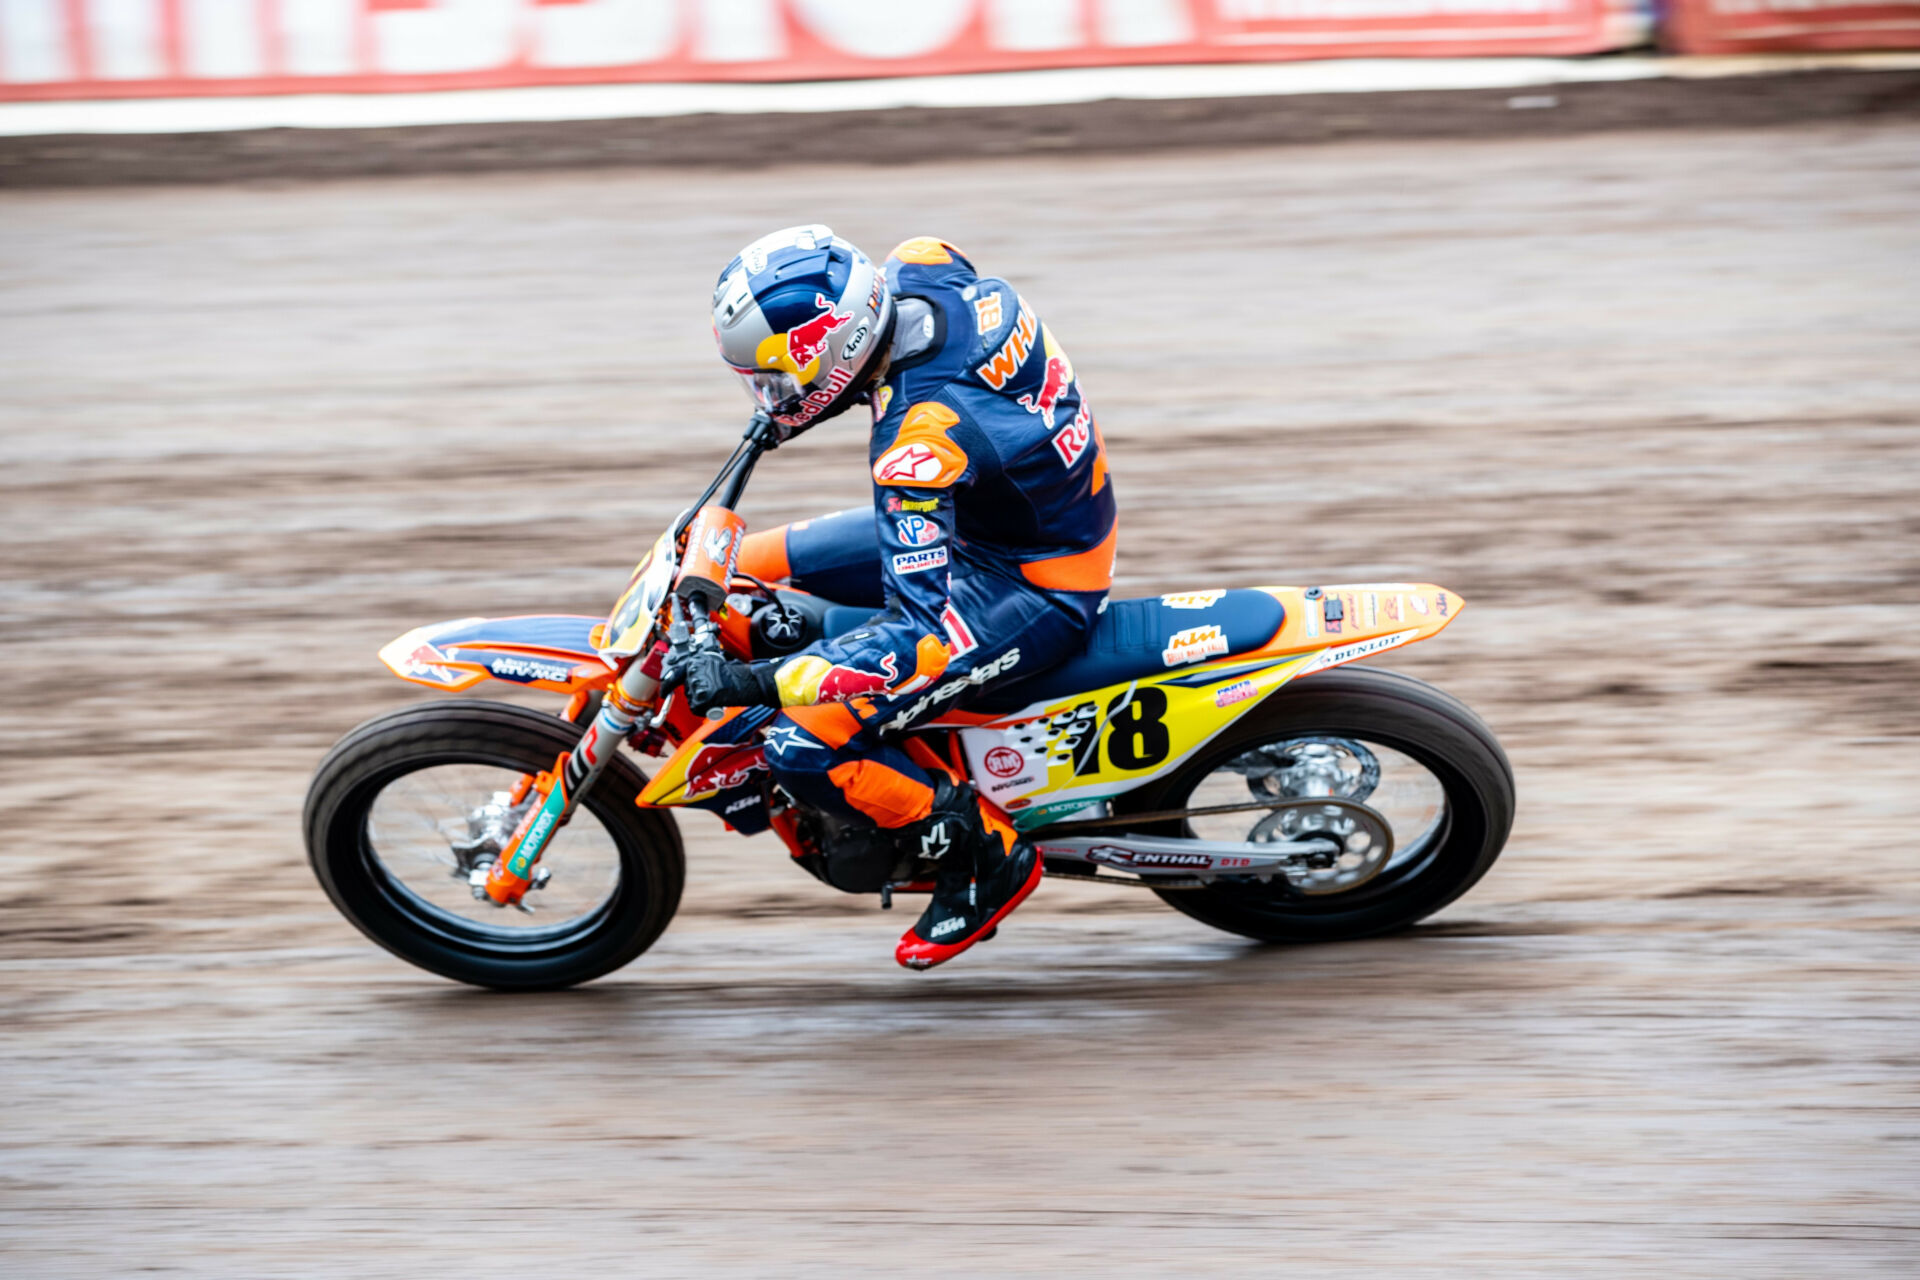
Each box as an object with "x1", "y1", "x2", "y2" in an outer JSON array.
[{"x1": 739, "y1": 367, "x2": 805, "y2": 415}]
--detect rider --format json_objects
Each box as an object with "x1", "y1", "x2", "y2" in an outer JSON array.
[{"x1": 677, "y1": 225, "x2": 1117, "y2": 969}]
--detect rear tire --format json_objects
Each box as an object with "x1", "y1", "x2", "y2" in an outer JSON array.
[
  {"x1": 1122, "y1": 666, "x2": 1514, "y2": 944},
  {"x1": 304, "y1": 700, "x2": 683, "y2": 990}
]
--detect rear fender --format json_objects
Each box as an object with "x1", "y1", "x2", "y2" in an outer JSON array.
[
  {"x1": 946, "y1": 584, "x2": 1464, "y2": 829},
  {"x1": 378, "y1": 614, "x2": 615, "y2": 695}
]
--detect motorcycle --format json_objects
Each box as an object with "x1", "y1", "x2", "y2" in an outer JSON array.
[{"x1": 305, "y1": 413, "x2": 1515, "y2": 988}]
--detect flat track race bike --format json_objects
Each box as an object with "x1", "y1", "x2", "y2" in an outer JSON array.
[{"x1": 305, "y1": 414, "x2": 1516, "y2": 989}]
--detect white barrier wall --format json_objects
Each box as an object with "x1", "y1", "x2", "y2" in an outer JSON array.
[{"x1": 0, "y1": 0, "x2": 1617, "y2": 100}]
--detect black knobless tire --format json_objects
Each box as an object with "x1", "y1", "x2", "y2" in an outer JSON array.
[
  {"x1": 304, "y1": 700, "x2": 684, "y2": 990},
  {"x1": 1121, "y1": 666, "x2": 1515, "y2": 945}
]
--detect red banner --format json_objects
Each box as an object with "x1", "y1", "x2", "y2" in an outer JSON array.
[
  {"x1": 0, "y1": 0, "x2": 1616, "y2": 103},
  {"x1": 1665, "y1": 0, "x2": 1920, "y2": 51}
]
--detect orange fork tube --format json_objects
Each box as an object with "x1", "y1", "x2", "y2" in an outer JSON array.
[{"x1": 483, "y1": 665, "x2": 657, "y2": 905}]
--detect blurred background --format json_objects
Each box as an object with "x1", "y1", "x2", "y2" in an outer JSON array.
[{"x1": 3, "y1": 3, "x2": 1918, "y2": 1277}]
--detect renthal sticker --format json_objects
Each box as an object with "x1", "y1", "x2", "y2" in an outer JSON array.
[
  {"x1": 984, "y1": 746, "x2": 1025, "y2": 778},
  {"x1": 1162, "y1": 624, "x2": 1230, "y2": 668},
  {"x1": 973, "y1": 292, "x2": 1003, "y2": 333},
  {"x1": 488, "y1": 656, "x2": 574, "y2": 684},
  {"x1": 1161, "y1": 590, "x2": 1225, "y2": 610},
  {"x1": 840, "y1": 319, "x2": 872, "y2": 363},
  {"x1": 1214, "y1": 679, "x2": 1258, "y2": 708},
  {"x1": 875, "y1": 442, "x2": 947, "y2": 484},
  {"x1": 895, "y1": 515, "x2": 941, "y2": 547},
  {"x1": 883, "y1": 647, "x2": 1021, "y2": 732},
  {"x1": 1052, "y1": 414, "x2": 1092, "y2": 468},
  {"x1": 702, "y1": 523, "x2": 735, "y2": 569},
  {"x1": 1410, "y1": 594, "x2": 1430, "y2": 616},
  {"x1": 975, "y1": 300, "x2": 1037, "y2": 390},
  {"x1": 1087, "y1": 846, "x2": 1214, "y2": 870},
  {"x1": 891, "y1": 547, "x2": 949, "y2": 576},
  {"x1": 940, "y1": 601, "x2": 978, "y2": 656},
  {"x1": 1303, "y1": 628, "x2": 1418, "y2": 675}
]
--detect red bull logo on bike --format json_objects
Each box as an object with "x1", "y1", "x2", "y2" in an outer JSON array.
[
  {"x1": 683, "y1": 742, "x2": 768, "y2": 798},
  {"x1": 756, "y1": 293, "x2": 852, "y2": 381}
]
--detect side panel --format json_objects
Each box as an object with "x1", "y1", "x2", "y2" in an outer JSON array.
[
  {"x1": 954, "y1": 581, "x2": 1463, "y2": 830},
  {"x1": 959, "y1": 653, "x2": 1316, "y2": 828}
]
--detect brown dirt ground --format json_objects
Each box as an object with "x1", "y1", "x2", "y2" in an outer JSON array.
[{"x1": 1, "y1": 121, "x2": 1917, "y2": 1276}]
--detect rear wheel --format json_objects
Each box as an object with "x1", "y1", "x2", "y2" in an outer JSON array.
[
  {"x1": 304, "y1": 700, "x2": 683, "y2": 990},
  {"x1": 1121, "y1": 666, "x2": 1514, "y2": 944}
]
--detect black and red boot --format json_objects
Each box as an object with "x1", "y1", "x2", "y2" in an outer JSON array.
[{"x1": 895, "y1": 785, "x2": 1042, "y2": 971}]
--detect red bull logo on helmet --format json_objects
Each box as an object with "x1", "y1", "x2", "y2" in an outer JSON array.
[{"x1": 757, "y1": 292, "x2": 852, "y2": 382}]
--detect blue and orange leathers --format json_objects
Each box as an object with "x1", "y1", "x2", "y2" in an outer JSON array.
[{"x1": 742, "y1": 237, "x2": 1118, "y2": 831}]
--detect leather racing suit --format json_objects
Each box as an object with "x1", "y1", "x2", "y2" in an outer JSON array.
[{"x1": 737, "y1": 237, "x2": 1118, "y2": 834}]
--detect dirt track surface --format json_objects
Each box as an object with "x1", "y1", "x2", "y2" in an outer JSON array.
[{"x1": 3, "y1": 123, "x2": 1918, "y2": 1275}]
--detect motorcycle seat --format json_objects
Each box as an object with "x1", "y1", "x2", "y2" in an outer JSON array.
[{"x1": 965, "y1": 589, "x2": 1285, "y2": 714}]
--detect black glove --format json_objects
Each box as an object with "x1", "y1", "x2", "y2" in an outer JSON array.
[{"x1": 678, "y1": 650, "x2": 780, "y2": 715}]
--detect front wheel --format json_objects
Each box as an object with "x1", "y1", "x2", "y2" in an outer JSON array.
[
  {"x1": 304, "y1": 700, "x2": 684, "y2": 990},
  {"x1": 1122, "y1": 666, "x2": 1515, "y2": 944}
]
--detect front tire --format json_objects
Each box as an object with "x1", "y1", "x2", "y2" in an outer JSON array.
[
  {"x1": 1122, "y1": 666, "x2": 1514, "y2": 944},
  {"x1": 305, "y1": 700, "x2": 684, "y2": 990}
]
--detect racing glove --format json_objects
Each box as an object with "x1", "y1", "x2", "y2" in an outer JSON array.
[{"x1": 679, "y1": 651, "x2": 780, "y2": 715}]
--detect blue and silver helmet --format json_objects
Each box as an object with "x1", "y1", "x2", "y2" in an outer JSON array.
[{"x1": 712, "y1": 224, "x2": 893, "y2": 439}]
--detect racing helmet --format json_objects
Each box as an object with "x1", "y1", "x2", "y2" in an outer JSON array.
[{"x1": 712, "y1": 224, "x2": 894, "y2": 439}]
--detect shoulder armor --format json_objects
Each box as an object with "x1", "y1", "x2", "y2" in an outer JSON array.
[
  {"x1": 888, "y1": 236, "x2": 966, "y2": 267},
  {"x1": 873, "y1": 402, "x2": 968, "y2": 488}
]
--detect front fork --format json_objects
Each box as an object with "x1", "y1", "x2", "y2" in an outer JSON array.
[{"x1": 477, "y1": 660, "x2": 661, "y2": 908}]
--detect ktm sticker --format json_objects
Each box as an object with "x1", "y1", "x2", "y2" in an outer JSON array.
[
  {"x1": 1162, "y1": 625, "x2": 1229, "y2": 667},
  {"x1": 892, "y1": 547, "x2": 949, "y2": 575},
  {"x1": 973, "y1": 293, "x2": 1003, "y2": 333},
  {"x1": 1161, "y1": 591, "x2": 1225, "y2": 610},
  {"x1": 895, "y1": 515, "x2": 941, "y2": 547}
]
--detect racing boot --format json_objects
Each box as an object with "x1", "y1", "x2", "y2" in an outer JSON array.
[{"x1": 895, "y1": 781, "x2": 1042, "y2": 971}]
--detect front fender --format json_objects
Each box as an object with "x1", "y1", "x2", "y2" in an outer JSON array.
[{"x1": 377, "y1": 614, "x2": 615, "y2": 695}]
